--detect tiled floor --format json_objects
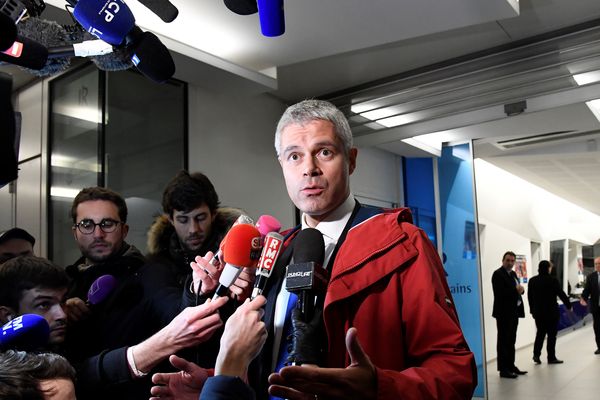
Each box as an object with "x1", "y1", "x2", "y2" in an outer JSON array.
[{"x1": 485, "y1": 323, "x2": 600, "y2": 399}]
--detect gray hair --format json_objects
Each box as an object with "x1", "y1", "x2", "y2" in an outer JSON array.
[{"x1": 274, "y1": 99, "x2": 353, "y2": 157}]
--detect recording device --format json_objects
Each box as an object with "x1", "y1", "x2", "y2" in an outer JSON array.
[
  {"x1": 136, "y1": 0, "x2": 178, "y2": 23},
  {"x1": 71, "y1": 0, "x2": 175, "y2": 82},
  {"x1": 87, "y1": 274, "x2": 117, "y2": 305},
  {"x1": 251, "y1": 231, "x2": 284, "y2": 299},
  {"x1": 0, "y1": 12, "x2": 17, "y2": 50},
  {"x1": 255, "y1": 214, "x2": 281, "y2": 237},
  {"x1": 223, "y1": 0, "x2": 258, "y2": 15},
  {"x1": 209, "y1": 214, "x2": 254, "y2": 266},
  {"x1": 224, "y1": 0, "x2": 285, "y2": 37},
  {"x1": 285, "y1": 228, "x2": 328, "y2": 321},
  {"x1": 0, "y1": 314, "x2": 50, "y2": 351},
  {"x1": 257, "y1": 0, "x2": 284, "y2": 37},
  {"x1": 212, "y1": 223, "x2": 262, "y2": 300}
]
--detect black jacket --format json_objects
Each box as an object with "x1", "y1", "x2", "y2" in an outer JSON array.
[
  {"x1": 527, "y1": 272, "x2": 571, "y2": 319},
  {"x1": 492, "y1": 266, "x2": 525, "y2": 319},
  {"x1": 65, "y1": 243, "x2": 183, "y2": 399},
  {"x1": 582, "y1": 271, "x2": 600, "y2": 313}
]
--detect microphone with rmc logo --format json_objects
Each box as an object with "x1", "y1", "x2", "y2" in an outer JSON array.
[{"x1": 251, "y1": 231, "x2": 284, "y2": 299}]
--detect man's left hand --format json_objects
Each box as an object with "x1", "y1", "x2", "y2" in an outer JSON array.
[{"x1": 268, "y1": 327, "x2": 377, "y2": 400}]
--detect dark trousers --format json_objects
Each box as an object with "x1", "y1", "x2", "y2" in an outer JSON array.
[
  {"x1": 593, "y1": 309, "x2": 600, "y2": 349},
  {"x1": 533, "y1": 313, "x2": 559, "y2": 360},
  {"x1": 496, "y1": 316, "x2": 518, "y2": 372}
]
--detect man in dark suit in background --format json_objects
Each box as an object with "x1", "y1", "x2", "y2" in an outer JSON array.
[
  {"x1": 580, "y1": 257, "x2": 600, "y2": 355},
  {"x1": 492, "y1": 251, "x2": 527, "y2": 378},
  {"x1": 528, "y1": 260, "x2": 571, "y2": 364}
]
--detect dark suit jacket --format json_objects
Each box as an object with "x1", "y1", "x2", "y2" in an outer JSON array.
[
  {"x1": 492, "y1": 266, "x2": 525, "y2": 319},
  {"x1": 582, "y1": 271, "x2": 600, "y2": 313},
  {"x1": 527, "y1": 273, "x2": 570, "y2": 319}
]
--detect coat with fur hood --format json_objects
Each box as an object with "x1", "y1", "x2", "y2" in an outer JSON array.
[{"x1": 146, "y1": 207, "x2": 243, "y2": 287}]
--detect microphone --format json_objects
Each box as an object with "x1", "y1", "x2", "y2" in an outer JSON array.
[
  {"x1": 0, "y1": 12, "x2": 17, "y2": 51},
  {"x1": 0, "y1": 314, "x2": 50, "y2": 351},
  {"x1": 129, "y1": 29, "x2": 175, "y2": 83},
  {"x1": 1, "y1": 35, "x2": 48, "y2": 70},
  {"x1": 255, "y1": 214, "x2": 281, "y2": 237},
  {"x1": 87, "y1": 274, "x2": 118, "y2": 305},
  {"x1": 223, "y1": 0, "x2": 258, "y2": 15},
  {"x1": 257, "y1": 0, "x2": 285, "y2": 37},
  {"x1": 251, "y1": 231, "x2": 284, "y2": 299},
  {"x1": 136, "y1": 0, "x2": 179, "y2": 23},
  {"x1": 73, "y1": 0, "x2": 136, "y2": 46},
  {"x1": 285, "y1": 228, "x2": 328, "y2": 321},
  {"x1": 210, "y1": 214, "x2": 254, "y2": 266},
  {"x1": 212, "y1": 223, "x2": 262, "y2": 300}
]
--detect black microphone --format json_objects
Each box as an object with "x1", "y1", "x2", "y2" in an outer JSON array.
[
  {"x1": 0, "y1": 35, "x2": 48, "y2": 70},
  {"x1": 136, "y1": 0, "x2": 179, "y2": 23},
  {"x1": 127, "y1": 28, "x2": 175, "y2": 83},
  {"x1": 0, "y1": 12, "x2": 17, "y2": 51},
  {"x1": 224, "y1": 0, "x2": 258, "y2": 15},
  {"x1": 285, "y1": 228, "x2": 328, "y2": 321}
]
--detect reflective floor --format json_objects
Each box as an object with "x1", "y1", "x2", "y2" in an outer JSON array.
[{"x1": 486, "y1": 323, "x2": 600, "y2": 399}]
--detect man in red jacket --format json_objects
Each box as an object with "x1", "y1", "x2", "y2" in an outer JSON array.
[{"x1": 263, "y1": 99, "x2": 476, "y2": 400}]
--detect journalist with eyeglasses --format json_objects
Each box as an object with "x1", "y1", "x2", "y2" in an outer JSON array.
[{"x1": 64, "y1": 187, "x2": 228, "y2": 400}]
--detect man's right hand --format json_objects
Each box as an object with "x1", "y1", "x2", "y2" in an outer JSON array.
[
  {"x1": 150, "y1": 355, "x2": 208, "y2": 400},
  {"x1": 580, "y1": 298, "x2": 588, "y2": 307},
  {"x1": 190, "y1": 251, "x2": 222, "y2": 294},
  {"x1": 65, "y1": 297, "x2": 90, "y2": 322}
]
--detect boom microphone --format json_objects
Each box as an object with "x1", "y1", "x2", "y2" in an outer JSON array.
[
  {"x1": 224, "y1": 0, "x2": 258, "y2": 15},
  {"x1": 257, "y1": 0, "x2": 285, "y2": 37},
  {"x1": 136, "y1": 0, "x2": 179, "y2": 23},
  {"x1": 73, "y1": 0, "x2": 136, "y2": 46},
  {"x1": 212, "y1": 224, "x2": 262, "y2": 300},
  {"x1": 129, "y1": 29, "x2": 175, "y2": 83},
  {"x1": 285, "y1": 228, "x2": 328, "y2": 321},
  {"x1": 0, "y1": 314, "x2": 50, "y2": 351},
  {"x1": 251, "y1": 231, "x2": 283, "y2": 299},
  {"x1": 1, "y1": 35, "x2": 48, "y2": 70},
  {"x1": 0, "y1": 12, "x2": 17, "y2": 51},
  {"x1": 87, "y1": 274, "x2": 118, "y2": 305}
]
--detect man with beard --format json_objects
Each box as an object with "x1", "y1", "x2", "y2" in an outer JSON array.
[
  {"x1": 64, "y1": 187, "x2": 228, "y2": 400},
  {"x1": 0, "y1": 256, "x2": 68, "y2": 351},
  {"x1": 146, "y1": 170, "x2": 242, "y2": 289}
]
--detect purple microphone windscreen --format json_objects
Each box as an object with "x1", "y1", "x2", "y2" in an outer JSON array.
[
  {"x1": 136, "y1": 0, "x2": 179, "y2": 23},
  {"x1": 0, "y1": 12, "x2": 17, "y2": 51},
  {"x1": 73, "y1": 0, "x2": 135, "y2": 46},
  {"x1": 224, "y1": 0, "x2": 258, "y2": 15},
  {"x1": 130, "y1": 31, "x2": 175, "y2": 83},
  {"x1": 257, "y1": 0, "x2": 284, "y2": 37},
  {"x1": 87, "y1": 274, "x2": 118, "y2": 305},
  {"x1": 0, "y1": 314, "x2": 50, "y2": 350}
]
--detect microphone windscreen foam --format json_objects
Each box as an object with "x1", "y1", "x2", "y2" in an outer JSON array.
[
  {"x1": 257, "y1": 0, "x2": 285, "y2": 37},
  {"x1": 1, "y1": 35, "x2": 48, "y2": 70},
  {"x1": 224, "y1": 0, "x2": 258, "y2": 15},
  {"x1": 222, "y1": 224, "x2": 261, "y2": 267},
  {"x1": 256, "y1": 214, "x2": 281, "y2": 236},
  {"x1": 130, "y1": 31, "x2": 175, "y2": 83},
  {"x1": 293, "y1": 228, "x2": 325, "y2": 264},
  {"x1": 0, "y1": 314, "x2": 50, "y2": 351},
  {"x1": 73, "y1": 0, "x2": 135, "y2": 46},
  {"x1": 0, "y1": 13, "x2": 17, "y2": 51},
  {"x1": 136, "y1": 0, "x2": 179, "y2": 23},
  {"x1": 87, "y1": 274, "x2": 118, "y2": 305}
]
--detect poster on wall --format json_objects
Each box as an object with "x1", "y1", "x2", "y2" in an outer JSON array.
[{"x1": 515, "y1": 254, "x2": 528, "y2": 283}]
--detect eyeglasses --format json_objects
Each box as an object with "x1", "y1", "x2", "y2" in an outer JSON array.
[{"x1": 73, "y1": 219, "x2": 123, "y2": 235}]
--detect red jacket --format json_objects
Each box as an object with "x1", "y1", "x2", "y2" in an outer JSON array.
[{"x1": 322, "y1": 207, "x2": 476, "y2": 399}]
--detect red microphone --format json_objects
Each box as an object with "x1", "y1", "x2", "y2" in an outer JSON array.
[
  {"x1": 212, "y1": 224, "x2": 262, "y2": 299},
  {"x1": 209, "y1": 214, "x2": 254, "y2": 266}
]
